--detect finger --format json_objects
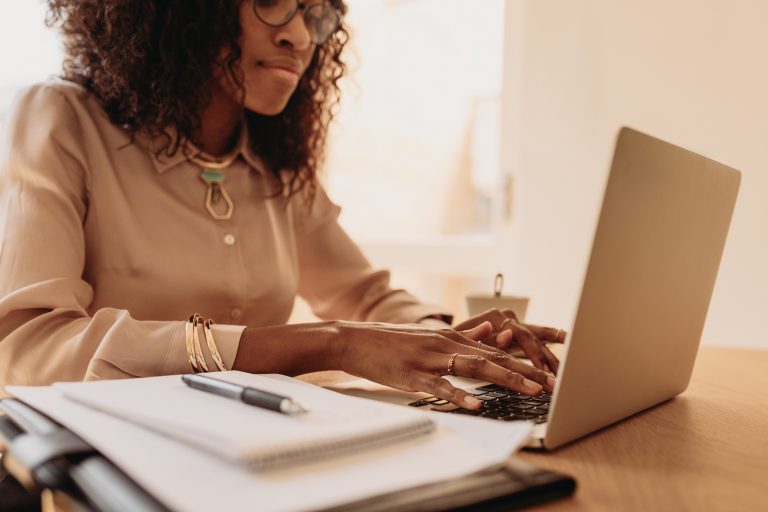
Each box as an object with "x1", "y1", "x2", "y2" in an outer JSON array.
[
  {"x1": 456, "y1": 308, "x2": 514, "y2": 333},
  {"x1": 451, "y1": 354, "x2": 546, "y2": 396},
  {"x1": 479, "y1": 328, "x2": 513, "y2": 349},
  {"x1": 422, "y1": 344, "x2": 556, "y2": 393},
  {"x1": 514, "y1": 328, "x2": 551, "y2": 372},
  {"x1": 526, "y1": 324, "x2": 567, "y2": 344},
  {"x1": 439, "y1": 328, "x2": 553, "y2": 378},
  {"x1": 455, "y1": 310, "x2": 524, "y2": 350},
  {"x1": 414, "y1": 372, "x2": 483, "y2": 409},
  {"x1": 481, "y1": 350, "x2": 556, "y2": 392},
  {"x1": 452, "y1": 308, "x2": 504, "y2": 331},
  {"x1": 437, "y1": 326, "x2": 496, "y2": 351},
  {"x1": 541, "y1": 343, "x2": 560, "y2": 375},
  {"x1": 481, "y1": 330, "x2": 540, "y2": 361},
  {"x1": 500, "y1": 308, "x2": 520, "y2": 322},
  {"x1": 475, "y1": 316, "x2": 517, "y2": 349},
  {"x1": 495, "y1": 322, "x2": 516, "y2": 349},
  {"x1": 459, "y1": 321, "x2": 493, "y2": 341}
]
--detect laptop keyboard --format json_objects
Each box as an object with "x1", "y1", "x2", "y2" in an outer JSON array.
[{"x1": 407, "y1": 383, "x2": 551, "y2": 423}]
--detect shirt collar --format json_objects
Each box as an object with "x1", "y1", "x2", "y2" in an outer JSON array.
[{"x1": 139, "y1": 122, "x2": 267, "y2": 175}]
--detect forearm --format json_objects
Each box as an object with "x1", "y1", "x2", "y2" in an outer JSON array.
[
  {"x1": 232, "y1": 321, "x2": 345, "y2": 376},
  {"x1": 0, "y1": 304, "x2": 194, "y2": 389}
]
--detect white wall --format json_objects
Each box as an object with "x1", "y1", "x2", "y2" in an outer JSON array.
[{"x1": 502, "y1": 0, "x2": 768, "y2": 347}]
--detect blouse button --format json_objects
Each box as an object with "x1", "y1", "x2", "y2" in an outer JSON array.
[
  {"x1": 230, "y1": 308, "x2": 242, "y2": 320},
  {"x1": 223, "y1": 234, "x2": 237, "y2": 246}
]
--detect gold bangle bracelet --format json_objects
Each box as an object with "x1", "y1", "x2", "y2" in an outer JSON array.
[
  {"x1": 191, "y1": 314, "x2": 209, "y2": 372},
  {"x1": 185, "y1": 315, "x2": 200, "y2": 373},
  {"x1": 203, "y1": 319, "x2": 227, "y2": 372}
]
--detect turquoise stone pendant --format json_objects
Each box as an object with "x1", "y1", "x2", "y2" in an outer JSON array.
[{"x1": 200, "y1": 170, "x2": 234, "y2": 221}]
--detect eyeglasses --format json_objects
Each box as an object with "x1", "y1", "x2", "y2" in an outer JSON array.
[{"x1": 252, "y1": 0, "x2": 342, "y2": 45}]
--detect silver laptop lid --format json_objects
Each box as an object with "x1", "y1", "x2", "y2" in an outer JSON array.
[{"x1": 544, "y1": 127, "x2": 740, "y2": 449}]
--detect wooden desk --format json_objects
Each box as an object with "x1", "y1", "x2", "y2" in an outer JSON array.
[
  {"x1": 304, "y1": 347, "x2": 768, "y2": 511},
  {"x1": 519, "y1": 347, "x2": 768, "y2": 511}
]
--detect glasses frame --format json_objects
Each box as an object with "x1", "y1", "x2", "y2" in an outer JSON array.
[{"x1": 251, "y1": 0, "x2": 342, "y2": 45}]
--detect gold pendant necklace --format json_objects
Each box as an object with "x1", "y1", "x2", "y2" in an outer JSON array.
[{"x1": 190, "y1": 154, "x2": 236, "y2": 221}]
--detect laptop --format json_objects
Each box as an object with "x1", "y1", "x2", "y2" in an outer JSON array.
[{"x1": 329, "y1": 127, "x2": 741, "y2": 450}]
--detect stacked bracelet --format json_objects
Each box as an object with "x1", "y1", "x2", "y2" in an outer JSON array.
[
  {"x1": 186, "y1": 313, "x2": 228, "y2": 373},
  {"x1": 191, "y1": 314, "x2": 209, "y2": 372},
  {"x1": 203, "y1": 319, "x2": 227, "y2": 372}
]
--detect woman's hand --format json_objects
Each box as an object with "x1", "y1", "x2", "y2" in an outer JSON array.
[
  {"x1": 234, "y1": 320, "x2": 555, "y2": 410},
  {"x1": 336, "y1": 320, "x2": 555, "y2": 410},
  {"x1": 453, "y1": 309, "x2": 566, "y2": 374}
]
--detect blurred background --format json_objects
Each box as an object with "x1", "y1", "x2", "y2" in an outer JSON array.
[{"x1": 2, "y1": 0, "x2": 765, "y2": 348}]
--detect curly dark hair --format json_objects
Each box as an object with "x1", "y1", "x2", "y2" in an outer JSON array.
[{"x1": 45, "y1": 0, "x2": 349, "y2": 198}]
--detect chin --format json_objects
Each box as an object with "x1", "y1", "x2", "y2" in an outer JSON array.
[{"x1": 244, "y1": 96, "x2": 292, "y2": 117}]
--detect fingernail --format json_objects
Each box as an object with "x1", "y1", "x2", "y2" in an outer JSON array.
[
  {"x1": 546, "y1": 376, "x2": 556, "y2": 388},
  {"x1": 523, "y1": 379, "x2": 542, "y2": 393},
  {"x1": 464, "y1": 396, "x2": 482, "y2": 408}
]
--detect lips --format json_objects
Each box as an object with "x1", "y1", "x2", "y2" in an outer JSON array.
[{"x1": 258, "y1": 57, "x2": 302, "y2": 77}]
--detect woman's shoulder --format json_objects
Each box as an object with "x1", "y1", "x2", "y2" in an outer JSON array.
[
  {"x1": 2, "y1": 80, "x2": 110, "y2": 185},
  {"x1": 22, "y1": 78, "x2": 88, "y2": 96},
  {"x1": 11, "y1": 79, "x2": 98, "y2": 122},
  {"x1": 5, "y1": 80, "x2": 128, "y2": 161}
]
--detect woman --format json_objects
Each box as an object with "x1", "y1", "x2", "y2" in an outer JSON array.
[{"x1": 0, "y1": 0, "x2": 563, "y2": 410}]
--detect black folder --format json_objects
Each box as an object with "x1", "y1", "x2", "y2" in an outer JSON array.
[{"x1": 0, "y1": 398, "x2": 575, "y2": 512}]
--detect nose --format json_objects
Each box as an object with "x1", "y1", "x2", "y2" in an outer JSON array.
[{"x1": 275, "y1": 10, "x2": 312, "y2": 50}]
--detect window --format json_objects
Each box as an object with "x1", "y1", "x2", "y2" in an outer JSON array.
[
  {"x1": 327, "y1": 0, "x2": 507, "y2": 241},
  {"x1": 309, "y1": 0, "x2": 510, "y2": 319}
]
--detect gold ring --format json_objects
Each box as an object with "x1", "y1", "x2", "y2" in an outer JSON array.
[{"x1": 447, "y1": 353, "x2": 459, "y2": 376}]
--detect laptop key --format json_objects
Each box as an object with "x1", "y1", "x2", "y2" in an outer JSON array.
[
  {"x1": 475, "y1": 384, "x2": 504, "y2": 392},
  {"x1": 500, "y1": 414, "x2": 526, "y2": 422},
  {"x1": 510, "y1": 404, "x2": 533, "y2": 411}
]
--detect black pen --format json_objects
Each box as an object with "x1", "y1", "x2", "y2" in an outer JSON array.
[{"x1": 181, "y1": 374, "x2": 308, "y2": 415}]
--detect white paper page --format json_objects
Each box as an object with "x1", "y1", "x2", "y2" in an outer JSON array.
[
  {"x1": 52, "y1": 372, "x2": 433, "y2": 467},
  {"x1": 9, "y1": 385, "x2": 532, "y2": 512}
]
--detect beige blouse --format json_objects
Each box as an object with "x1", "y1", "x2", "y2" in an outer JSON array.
[{"x1": 0, "y1": 81, "x2": 448, "y2": 391}]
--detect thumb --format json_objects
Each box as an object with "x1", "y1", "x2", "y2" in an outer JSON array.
[{"x1": 460, "y1": 321, "x2": 493, "y2": 341}]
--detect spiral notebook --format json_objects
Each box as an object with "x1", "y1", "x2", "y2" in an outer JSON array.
[
  {"x1": 50, "y1": 371, "x2": 435, "y2": 470},
  {"x1": 5, "y1": 381, "x2": 539, "y2": 512}
]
